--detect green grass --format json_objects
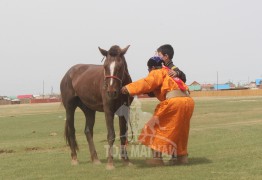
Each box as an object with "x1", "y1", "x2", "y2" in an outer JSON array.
[{"x1": 0, "y1": 97, "x2": 262, "y2": 179}]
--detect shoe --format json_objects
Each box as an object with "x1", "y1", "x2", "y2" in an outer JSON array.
[
  {"x1": 177, "y1": 155, "x2": 188, "y2": 165},
  {"x1": 168, "y1": 155, "x2": 188, "y2": 166},
  {"x1": 168, "y1": 158, "x2": 177, "y2": 166}
]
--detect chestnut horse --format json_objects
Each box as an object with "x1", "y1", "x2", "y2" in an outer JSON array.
[{"x1": 60, "y1": 45, "x2": 133, "y2": 169}]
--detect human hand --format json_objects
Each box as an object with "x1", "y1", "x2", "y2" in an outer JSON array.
[
  {"x1": 168, "y1": 69, "x2": 177, "y2": 78},
  {"x1": 121, "y1": 86, "x2": 129, "y2": 94}
]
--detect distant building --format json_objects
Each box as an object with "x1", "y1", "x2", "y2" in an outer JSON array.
[
  {"x1": 225, "y1": 81, "x2": 236, "y2": 89},
  {"x1": 188, "y1": 81, "x2": 202, "y2": 91},
  {"x1": 247, "y1": 82, "x2": 257, "y2": 89},
  {"x1": 255, "y1": 79, "x2": 262, "y2": 89},
  {"x1": 201, "y1": 84, "x2": 214, "y2": 91},
  {"x1": 213, "y1": 84, "x2": 231, "y2": 90},
  {"x1": 17, "y1": 94, "x2": 34, "y2": 99},
  {"x1": 0, "y1": 96, "x2": 20, "y2": 105},
  {"x1": 11, "y1": 99, "x2": 20, "y2": 104},
  {"x1": 255, "y1": 79, "x2": 262, "y2": 87}
]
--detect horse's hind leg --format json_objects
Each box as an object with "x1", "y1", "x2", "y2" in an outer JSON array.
[
  {"x1": 79, "y1": 103, "x2": 101, "y2": 165},
  {"x1": 119, "y1": 116, "x2": 132, "y2": 166},
  {"x1": 64, "y1": 99, "x2": 79, "y2": 165}
]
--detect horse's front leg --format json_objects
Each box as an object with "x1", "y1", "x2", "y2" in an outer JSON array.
[
  {"x1": 119, "y1": 116, "x2": 132, "y2": 166},
  {"x1": 105, "y1": 111, "x2": 116, "y2": 170}
]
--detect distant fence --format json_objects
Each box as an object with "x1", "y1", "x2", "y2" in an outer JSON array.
[
  {"x1": 190, "y1": 89, "x2": 262, "y2": 97},
  {"x1": 30, "y1": 99, "x2": 61, "y2": 103},
  {"x1": 0, "y1": 98, "x2": 61, "y2": 105},
  {"x1": 1, "y1": 89, "x2": 262, "y2": 105}
]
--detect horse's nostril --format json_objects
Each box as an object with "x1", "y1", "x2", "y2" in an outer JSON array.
[{"x1": 107, "y1": 90, "x2": 118, "y2": 98}]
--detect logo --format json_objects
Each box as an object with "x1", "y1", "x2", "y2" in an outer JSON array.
[{"x1": 105, "y1": 96, "x2": 177, "y2": 159}]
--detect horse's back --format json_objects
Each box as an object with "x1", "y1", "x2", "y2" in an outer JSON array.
[
  {"x1": 61, "y1": 64, "x2": 102, "y2": 88},
  {"x1": 61, "y1": 64, "x2": 104, "y2": 111},
  {"x1": 67, "y1": 64, "x2": 101, "y2": 79}
]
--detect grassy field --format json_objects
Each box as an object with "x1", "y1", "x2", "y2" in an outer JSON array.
[{"x1": 0, "y1": 96, "x2": 262, "y2": 180}]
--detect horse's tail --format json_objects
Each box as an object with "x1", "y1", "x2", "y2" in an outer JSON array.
[
  {"x1": 64, "y1": 116, "x2": 79, "y2": 151},
  {"x1": 61, "y1": 72, "x2": 79, "y2": 151}
]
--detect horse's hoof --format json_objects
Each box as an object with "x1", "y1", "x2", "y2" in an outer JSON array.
[
  {"x1": 71, "y1": 159, "x2": 79, "y2": 165},
  {"x1": 93, "y1": 159, "x2": 102, "y2": 165},
  {"x1": 106, "y1": 164, "x2": 115, "y2": 170}
]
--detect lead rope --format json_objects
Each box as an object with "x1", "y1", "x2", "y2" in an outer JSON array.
[
  {"x1": 123, "y1": 70, "x2": 134, "y2": 145},
  {"x1": 127, "y1": 95, "x2": 134, "y2": 144}
]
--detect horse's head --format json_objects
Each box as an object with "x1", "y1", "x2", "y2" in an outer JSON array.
[{"x1": 99, "y1": 45, "x2": 130, "y2": 99}]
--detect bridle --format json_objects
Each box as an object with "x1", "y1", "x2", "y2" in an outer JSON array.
[
  {"x1": 103, "y1": 57, "x2": 126, "y2": 88},
  {"x1": 104, "y1": 75, "x2": 123, "y2": 84}
]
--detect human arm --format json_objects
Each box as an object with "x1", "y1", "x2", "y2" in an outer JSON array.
[
  {"x1": 168, "y1": 67, "x2": 187, "y2": 83},
  {"x1": 121, "y1": 70, "x2": 163, "y2": 96}
]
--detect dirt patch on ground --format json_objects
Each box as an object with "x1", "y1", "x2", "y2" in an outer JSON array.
[
  {"x1": 25, "y1": 146, "x2": 68, "y2": 153},
  {"x1": 0, "y1": 149, "x2": 15, "y2": 154},
  {"x1": 25, "y1": 147, "x2": 41, "y2": 151}
]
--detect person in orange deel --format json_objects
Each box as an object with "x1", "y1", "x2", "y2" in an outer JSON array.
[{"x1": 121, "y1": 56, "x2": 195, "y2": 166}]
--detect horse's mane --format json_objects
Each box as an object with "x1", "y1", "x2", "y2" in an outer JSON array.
[{"x1": 108, "y1": 45, "x2": 121, "y2": 56}]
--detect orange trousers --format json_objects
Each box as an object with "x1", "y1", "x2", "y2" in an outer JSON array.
[{"x1": 138, "y1": 97, "x2": 195, "y2": 156}]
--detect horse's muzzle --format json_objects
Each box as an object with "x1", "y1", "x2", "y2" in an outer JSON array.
[{"x1": 107, "y1": 89, "x2": 119, "y2": 99}]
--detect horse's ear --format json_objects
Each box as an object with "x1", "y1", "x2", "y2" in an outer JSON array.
[
  {"x1": 121, "y1": 45, "x2": 130, "y2": 55},
  {"x1": 98, "y1": 47, "x2": 108, "y2": 56}
]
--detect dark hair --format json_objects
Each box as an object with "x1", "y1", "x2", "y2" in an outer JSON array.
[
  {"x1": 147, "y1": 58, "x2": 164, "y2": 69},
  {"x1": 157, "y1": 44, "x2": 174, "y2": 60}
]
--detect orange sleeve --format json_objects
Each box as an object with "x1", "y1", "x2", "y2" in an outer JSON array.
[{"x1": 125, "y1": 70, "x2": 163, "y2": 96}]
